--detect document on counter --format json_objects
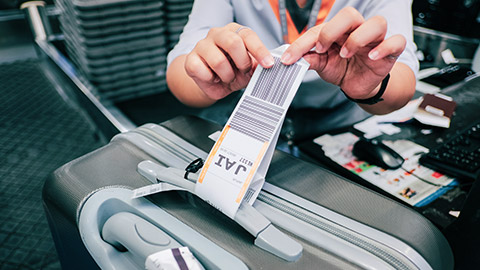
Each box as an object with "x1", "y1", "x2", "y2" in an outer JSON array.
[
  {"x1": 314, "y1": 133, "x2": 458, "y2": 207},
  {"x1": 353, "y1": 99, "x2": 421, "y2": 138},
  {"x1": 195, "y1": 45, "x2": 309, "y2": 218}
]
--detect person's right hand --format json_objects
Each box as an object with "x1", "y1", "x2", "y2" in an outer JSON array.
[{"x1": 184, "y1": 23, "x2": 274, "y2": 101}]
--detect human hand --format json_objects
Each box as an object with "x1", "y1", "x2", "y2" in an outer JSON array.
[
  {"x1": 281, "y1": 7, "x2": 406, "y2": 100},
  {"x1": 184, "y1": 23, "x2": 274, "y2": 101}
]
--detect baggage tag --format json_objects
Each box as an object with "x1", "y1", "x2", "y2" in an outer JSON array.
[{"x1": 195, "y1": 45, "x2": 309, "y2": 219}]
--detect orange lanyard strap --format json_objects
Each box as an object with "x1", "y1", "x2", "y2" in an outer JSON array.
[
  {"x1": 269, "y1": 0, "x2": 335, "y2": 43},
  {"x1": 279, "y1": 0, "x2": 322, "y2": 43}
]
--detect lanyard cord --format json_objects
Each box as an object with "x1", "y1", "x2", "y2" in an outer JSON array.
[{"x1": 278, "y1": 0, "x2": 322, "y2": 43}]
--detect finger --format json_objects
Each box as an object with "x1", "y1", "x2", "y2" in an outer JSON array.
[
  {"x1": 195, "y1": 39, "x2": 236, "y2": 83},
  {"x1": 214, "y1": 29, "x2": 253, "y2": 74},
  {"x1": 316, "y1": 7, "x2": 364, "y2": 53},
  {"x1": 184, "y1": 52, "x2": 216, "y2": 83},
  {"x1": 339, "y1": 15, "x2": 387, "y2": 58},
  {"x1": 281, "y1": 25, "x2": 322, "y2": 65},
  {"x1": 368, "y1": 34, "x2": 406, "y2": 61},
  {"x1": 302, "y1": 51, "x2": 328, "y2": 71},
  {"x1": 235, "y1": 27, "x2": 274, "y2": 68}
]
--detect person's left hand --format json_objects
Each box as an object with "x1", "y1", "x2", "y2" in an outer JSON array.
[{"x1": 281, "y1": 7, "x2": 406, "y2": 100}]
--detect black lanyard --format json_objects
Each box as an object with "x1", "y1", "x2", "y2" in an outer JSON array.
[{"x1": 278, "y1": 0, "x2": 323, "y2": 43}]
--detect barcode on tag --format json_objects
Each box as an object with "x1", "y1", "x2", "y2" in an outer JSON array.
[
  {"x1": 243, "y1": 188, "x2": 256, "y2": 204},
  {"x1": 230, "y1": 96, "x2": 284, "y2": 142},
  {"x1": 251, "y1": 57, "x2": 302, "y2": 107}
]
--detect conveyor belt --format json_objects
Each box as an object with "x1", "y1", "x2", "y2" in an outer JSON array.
[{"x1": 0, "y1": 59, "x2": 104, "y2": 269}]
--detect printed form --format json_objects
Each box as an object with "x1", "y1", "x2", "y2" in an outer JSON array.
[{"x1": 195, "y1": 45, "x2": 309, "y2": 218}]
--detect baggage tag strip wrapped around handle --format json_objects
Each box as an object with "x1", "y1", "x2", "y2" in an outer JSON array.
[{"x1": 195, "y1": 45, "x2": 309, "y2": 218}]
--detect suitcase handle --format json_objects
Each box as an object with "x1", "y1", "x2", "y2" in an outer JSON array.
[
  {"x1": 79, "y1": 188, "x2": 249, "y2": 270},
  {"x1": 102, "y1": 212, "x2": 205, "y2": 269},
  {"x1": 102, "y1": 212, "x2": 181, "y2": 261},
  {"x1": 138, "y1": 160, "x2": 303, "y2": 262}
]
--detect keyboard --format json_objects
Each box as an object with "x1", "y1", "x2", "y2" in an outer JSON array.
[{"x1": 419, "y1": 121, "x2": 480, "y2": 181}]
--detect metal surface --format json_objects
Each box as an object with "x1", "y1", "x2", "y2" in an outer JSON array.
[
  {"x1": 20, "y1": 1, "x2": 52, "y2": 41},
  {"x1": 414, "y1": 26, "x2": 480, "y2": 67}
]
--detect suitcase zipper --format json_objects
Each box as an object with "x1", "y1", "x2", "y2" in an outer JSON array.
[{"x1": 256, "y1": 191, "x2": 419, "y2": 270}]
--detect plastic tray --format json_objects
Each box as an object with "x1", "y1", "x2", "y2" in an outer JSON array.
[
  {"x1": 60, "y1": 19, "x2": 165, "y2": 47},
  {"x1": 56, "y1": 0, "x2": 164, "y2": 29},
  {"x1": 67, "y1": 45, "x2": 167, "y2": 66},
  {"x1": 100, "y1": 82, "x2": 168, "y2": 102},
  {"x1": 66, "y1": 47, "x2": 165, "y2": 74},
  {"x1": 96, "y1": 75, "x2": 166, "y2": 92},
  {"x1": 59, "y1": 14, "x2": 164, "y2": 38},
  {"x1": 68, "y1": 1, "x2": 163, "y2": 19},
  {"x1": 63, "y1": 31, "x2": 166, "y2": 58}
]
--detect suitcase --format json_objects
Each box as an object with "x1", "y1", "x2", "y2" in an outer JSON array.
[{"x1": 43, "y1": 115, "x2": 454, "y2": 270}]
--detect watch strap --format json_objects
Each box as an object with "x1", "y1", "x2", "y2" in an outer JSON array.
[{"x1": 342, "y1": 73, "x2": 390, "y2": 105}]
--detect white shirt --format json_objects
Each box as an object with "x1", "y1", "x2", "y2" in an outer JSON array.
[{"x1": 167, "y1": 0, "x2": 419, "y2": 130}]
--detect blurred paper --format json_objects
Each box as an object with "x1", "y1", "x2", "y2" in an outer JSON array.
[{"x1": 354, "y1": 99, "x2": 421, "y2": 138}]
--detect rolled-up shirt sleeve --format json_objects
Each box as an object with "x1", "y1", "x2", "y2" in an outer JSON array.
[{"x1": 167, "y1": 0, "x2": 234, "y2": 67}]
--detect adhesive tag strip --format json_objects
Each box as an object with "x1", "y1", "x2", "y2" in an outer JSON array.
[
  {"x1": 195, "y1": 45, "x2": 309, "y2": 218},
  {"x1": 132, "y1": 182, "x2": 186, "y2": 199}
]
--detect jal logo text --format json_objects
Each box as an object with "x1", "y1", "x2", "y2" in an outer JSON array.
[{"x1": 214, "y1": 154, "x2": 247, "y2": 175}]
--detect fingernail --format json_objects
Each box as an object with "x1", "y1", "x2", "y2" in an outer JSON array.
[
  {"x1": 281, "y1": 53, "x2": 291, "y2": 64},
  {"x1": 262, "y1": 55, "x2": 275, "y2": 67},
  {"x1": 315, "y1": 42, "x2": 323, "y2": 53},
  {"x1": 213, "y1": 77, "x2": 221, "y2": 83},
  {"x1": 339, "y1": 47, "x2": 348, "y2": 58},
  {"x1": 369, "y1": 50, "x2": 379, "y2": 60}
]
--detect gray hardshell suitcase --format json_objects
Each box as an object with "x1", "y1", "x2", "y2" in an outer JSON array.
[{"x1": 43, "y1": 115, "x2": 454, "y2": 270}]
